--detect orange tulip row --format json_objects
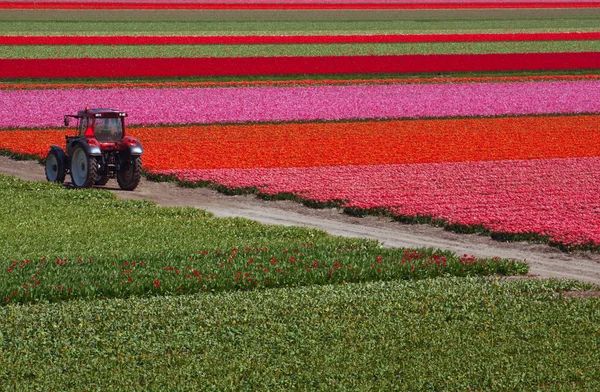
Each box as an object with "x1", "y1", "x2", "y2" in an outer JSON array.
[
  {"x1": 135, "y1": 115, "x2": 599, "y2": 170},
  {"x1": 1, "y1": 114, "x2": 598, "y2": 171}
]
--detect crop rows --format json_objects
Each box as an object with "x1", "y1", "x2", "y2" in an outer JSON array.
[
  {"x1": 0, "y1": 3, "x2": 598, "y2": 252},
  {"x1": 1, "y1": 2, "x2": 599, "y2": 390},
  {"x1": 0, "y1": 1, "x2": 598, "y2": 252},
  {"x1": 5, "y1": 7, "x2": 600, "y2": 44},
  {"x1": 1, "y1": 277, "x2": 598, "y2": 390},
  {"x1": 2, "y1": 114, "x2": 598, "y2": 249},
  {"x1": 2, "y1": 115, "x2": 597, "y2": 165},
  {"x1": 4, "y1": 41, "x2": 600, "y2": 60},
  {"x1": 0, "y1": 175, "x2": 528, "y2": 305},
  {"x1": 3, "y1": 52, "x2": 600, "y2": 79}
]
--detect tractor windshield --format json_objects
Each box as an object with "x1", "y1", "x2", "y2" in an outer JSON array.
[{"x1": 94, "y1": 117, "x2": 124, "y2": 143}]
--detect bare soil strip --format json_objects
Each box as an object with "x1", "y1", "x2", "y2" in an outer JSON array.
[{"x1": 2, "y1": 156, "x2": 598, "y2": 285}]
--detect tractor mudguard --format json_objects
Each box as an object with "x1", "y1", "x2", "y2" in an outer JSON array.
[
  {"x1": 48, "y1": 145, "x2": 67, "y2": 162},
  {"x1": 127, "y1": 141, "x2": 143, "y2": 156},
  {"x1": 45, "y1": 145, "x2": 68, "y2": 183},
  {"x1": 118, "y1": 136, "x2": 144, "y2": 157},
  {"x1": 71, "y1": 139, "x2": 101, "y2": 157}
]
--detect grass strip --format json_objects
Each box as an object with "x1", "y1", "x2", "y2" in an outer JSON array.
[
  {"x1": 0, "y1": 174, "x2": 527, "y2": 305},
  {"x1": 2, "y1": 40, "x2": 600, "y2": 59},
  {"x1": 2, "y1": 17, "x2": 600, "y2": 36},
  {"x1": 4, "y1": 32, "x2": 600, "y2": 45},
  {"x1": 2, "y1": 8, "x2": 600, "y2": 22},
  {"x1": 0, "y1": 277, "x2": 598, "y2": 390}
]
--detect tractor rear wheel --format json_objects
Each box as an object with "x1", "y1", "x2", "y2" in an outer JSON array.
[
  {"x1": 70, "y1": 147, "x2": 98, "y2": 188},
  {"x1": 45, "y1": 148, "x2": 66, "y2": 183},
  {"x1": 117, "y1": 156, "x2": 142, "y2": 191}
]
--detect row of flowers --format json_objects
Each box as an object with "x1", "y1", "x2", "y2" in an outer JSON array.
[
  {"x1": 7, "y1": 0, "x2": 598, "y2": 4},
  {"x1": 4, "y1": 32, "x2": 600, "y2": 45},
  {"x1": 154, "y1": 157, "x2": 600, "y2": 248},
  {"x1": 2, "y1": 248, "x2": 527, "y2": 305},
  {"x1": 1, "y1": 53, "x2": 599, "y2": 79},
  {"x1": 3, "y1": 80, "x2": 600, "y2": 128},
  {"x1": 1, "y1": 114, "x2": 597, "y2": 170}
]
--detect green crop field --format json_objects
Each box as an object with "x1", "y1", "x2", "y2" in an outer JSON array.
[
  {"x1": 0, "y1": 175, "x2": 527, "y2": 304},
  {"x1": 0, "y1": 174, "x2": 598, "y2": 390},
  {"x1": 2, "y1": 41, "x2": 599, "y2": 59},
  {"x1": 1, "y1": 9, "x2": 600, "y2": 36},
  {"x1": 1, "y1": 277, "x2": 598, "y2": 390}
]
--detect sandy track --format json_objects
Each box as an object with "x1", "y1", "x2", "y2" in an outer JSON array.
[{"x1": 2, "y1": 155, "x2": 599, "y2": 285}]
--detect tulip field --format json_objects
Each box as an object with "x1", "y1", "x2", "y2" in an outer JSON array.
[
  {"x1": 0, "y1": 0, "x2": 599, "y2": 251},
  {"x1": 2, "y1": 82, "x2": 600, "y2": 250},
  {"x1": 1, "y1": 1, "x2": 600, "y2": 389},
  {"x1": 0, "y1": 1, "x2": 599, "y2": 248}
]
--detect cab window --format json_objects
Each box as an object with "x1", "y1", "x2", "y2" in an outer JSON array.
[
  {"x1": 78, "y1": 117, "x2": 89, "y2": 136},
  {"x1": 94, "y1": 117, "x2": 123, "y2": 142}
]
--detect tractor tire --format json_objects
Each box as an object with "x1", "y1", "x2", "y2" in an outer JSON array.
[
  {"x1": 95, "y1": 175, "x2": 109, "y2": 186},
  {"x1": 70, "y1": 146, "x2": 98, "y2": 188},
  {"x1": 45, "y1": 148, "x2": 66, "y2": 183},
  {"x1": 117, "y1": 156, "x2": 142, "y2": 191}
]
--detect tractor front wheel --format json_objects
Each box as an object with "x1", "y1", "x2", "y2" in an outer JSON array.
[
  {"x1": 117, "y1": 156, "x2": 142, "y2": 191},
  {"x1": 45, "y1": 148, "x2": 66, "y2": 183},
  {"x1": 70, "y1": 147, "x2": 98, "y2": 188}
]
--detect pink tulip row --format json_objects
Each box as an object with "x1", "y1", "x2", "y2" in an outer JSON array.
[
  {"x1": 11, "y1": 0, "x2": 597, "y2": 3},
  {"x1": 154, "y1": 156, "x2": 600, "y2": 247},
  {"x1": 3, "y1": 80, "x2": 600, "y2": 129}
]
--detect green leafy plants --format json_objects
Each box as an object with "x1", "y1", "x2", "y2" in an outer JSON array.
[
  {"x1": 0, "y1": 175, "x2": 527, "y2": 305},
  {"x1": 0, "y1": 277, "x2": 597, "y2": 390}
]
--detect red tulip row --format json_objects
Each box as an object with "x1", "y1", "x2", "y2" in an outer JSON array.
[
  {"x1": 157, "y1": 157, "x2": 600, "y2": 249},
  {"x1": 1, "y1": 52, "x2": 599, "y2": 79},
  {"x1": 1, "y1": 1, "x2": 599, "y2": 9},
  {"x1": 4, "y1": 32, "x2": 600, "y2": 45}
]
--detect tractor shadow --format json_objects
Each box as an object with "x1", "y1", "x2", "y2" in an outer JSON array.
[{"x1": 63, "y1": 182, "x2": 127, "y2": 192}]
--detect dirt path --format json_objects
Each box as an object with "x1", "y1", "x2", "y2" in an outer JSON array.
[{"x1": 3, "y1": 156, "x2": 599, "y2": 285}]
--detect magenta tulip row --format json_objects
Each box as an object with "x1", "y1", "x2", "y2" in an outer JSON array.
[
  {"x1": 11, "y1": 0, "x2": 597, "y2": 3},
  {"x1": 154, "y1": 156, "x2": 600, "y2": 247},
  {"x1": 3, "y1": 80, "x2": 600, "y2": 129}
]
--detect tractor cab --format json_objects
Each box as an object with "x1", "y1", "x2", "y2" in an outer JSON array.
[{"x1": 65, "y1": 108, "x2": 127, "y2": 143}]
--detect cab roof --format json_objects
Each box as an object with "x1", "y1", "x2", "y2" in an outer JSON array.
[{"x1": 74, "y1": 108, "x2": 127, "y2": 118}]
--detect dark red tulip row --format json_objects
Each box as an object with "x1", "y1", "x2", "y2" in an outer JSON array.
[{"x1": 1, "y1": 52, "x2": 599, "y2": 79}]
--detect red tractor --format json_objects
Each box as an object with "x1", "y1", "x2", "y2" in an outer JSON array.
[{"x1": 45, "y1": 108, "x2": 144, "y2": 191}]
